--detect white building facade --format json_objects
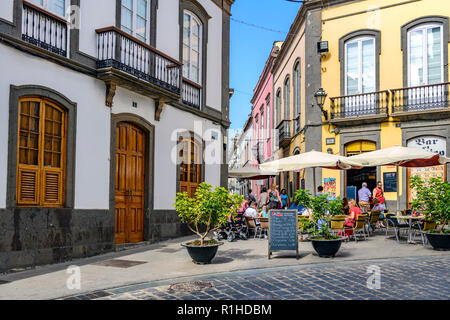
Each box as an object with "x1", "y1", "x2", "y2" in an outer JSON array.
[{"x1": 0, "y1": 0, "x2": 233, "y2": 271}]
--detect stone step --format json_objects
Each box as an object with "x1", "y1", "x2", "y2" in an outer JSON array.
[{"x1": 113, "y1": 241, "x2": 153, "y2": 252}]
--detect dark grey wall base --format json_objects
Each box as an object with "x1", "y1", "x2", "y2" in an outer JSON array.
[{"x1": 0, "y1": 208, "x2": 189, "y2": 272}]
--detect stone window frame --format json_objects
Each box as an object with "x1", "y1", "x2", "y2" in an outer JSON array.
[
  {"x1": 339, "y1": 29, "x2": 381, "y2": 96},
  {"x1": 7, "y1": 85, "x2": 77, "y2": 209},
  {"x1": 401, "y1": 16, "x2": 449, "y2": 87},
  {"x1": 175, "y1": 130, "x2": 205, "y2": 195}
]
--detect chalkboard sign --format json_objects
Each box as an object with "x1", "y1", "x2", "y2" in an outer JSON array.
[
  {"x1": 347, "y1": 186, "x2": 357, "y2": 201},
  {"x1": 383, "y1": 172, "x2": 397, "y2": 192},
  {"x1": 268, "y1": 210, "x2": 299, "y2": 259}
]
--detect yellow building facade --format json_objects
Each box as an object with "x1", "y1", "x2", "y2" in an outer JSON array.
[{"x1": 320, "y1": 0, "x2": 450, "y2": 209}]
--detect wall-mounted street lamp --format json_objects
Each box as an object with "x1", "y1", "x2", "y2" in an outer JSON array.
[{"x1": 314, "y1": 88, "x2": 328, "y2": 121}]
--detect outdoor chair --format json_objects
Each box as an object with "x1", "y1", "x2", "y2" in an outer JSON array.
[
  {"x1": 366, "y1": 211, "x2": 380, "y2": 235},
  {"x1": 256, "y1": 217, "x2": 269, "y2": 239},
  {"x1": 343, "y1": 214, "x2": 368, "y2": 242},
  {"x1": 411, "y1": 220, "x2": 436, "y2": 246},
  {"x1": 330, "y1": 215, "x2": 346, "y2": 237},
  {"x1": 385, "y1": 213, "x2": 409, "y2": 243},
  {"x1": 245, "y1": 216, "x2": 261, "y2": 239}
]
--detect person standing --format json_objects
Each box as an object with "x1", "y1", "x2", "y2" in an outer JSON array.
[
  {"x1": 247, "y1": 189, "x2": 257, "y2": 203},
  {"x1": 373, "y1": 181, "x2": 386, "y2": 212},
  {"x1": 258, "y1": 187, "x2": 269, "y2": 210},
  {"x1": 267, "y1": 184, "x2": 281, "y2": 210},
  {"x1": 316, "y1": 186, "x2": 324, "y2": 197},
  {"x1": 358, "y1": 182, "x2": 372, "y2": 212},
  {"x1": 280, "y1": 189, "x2": 289, "y2": 209}
]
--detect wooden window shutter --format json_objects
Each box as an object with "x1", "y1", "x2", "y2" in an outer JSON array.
[{"x1": 16, "y1": 98, "x2": 66, "y2": 207}]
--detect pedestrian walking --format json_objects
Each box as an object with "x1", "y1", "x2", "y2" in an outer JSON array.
[
  {"x1": 280, "y1": 189, "x2": 289, "y2": 209},
  {"x1": 373, "y1": 181, "x2": 386, "y2": 212},
  {"x1": 258, "y1": 187, "x2": 269, "y2": 209},
  {"x1": 267, "y1": 184, "x2": 281, "y2": 210}
]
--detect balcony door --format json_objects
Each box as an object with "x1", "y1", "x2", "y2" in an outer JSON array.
[
  {"x1": 115, "y1": 122, "x2": 146, "y2": 244},
  {"x1": 344, "y1": 37, "x2": 376, "y2": 117},
  {"x1": 407, "y1": 23, "x2": 444, "y2": 109}
]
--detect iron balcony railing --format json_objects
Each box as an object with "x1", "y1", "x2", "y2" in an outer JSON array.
[
  {"x1": 391, "y1": 82, "x2": 450, "y2": 113},
  {"x1": 330, "y1": 90, "x2": 389, "y2": 120},
  {"x1": 277, "y1": 119, "x2": 291, "y2": 142},
  {"x1": 22, "y1": 1, "x2": 68, "y2": 56},
  {"x1": 96, "y1": 27, "x2": 182, "y2": 95},
  {"x1": 182, "y1": 78, "x2": 202, "y2": 109}
]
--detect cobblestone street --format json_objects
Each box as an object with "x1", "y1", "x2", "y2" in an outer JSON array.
[{"x1": 63, "y1": 255, "x2": 450, "y2": 300}]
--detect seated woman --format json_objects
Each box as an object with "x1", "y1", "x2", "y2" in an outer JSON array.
[
  {"x1": 342, "y1": 197, "x2": 350, "y2": 216},
  {"x1": 371, "y1": 198, "x2": 385, "y2": 228},
  {"x1": 260, "y1": 205, "x2": 269, "y2": 218},
  {"x1": 344, "y1": 199, "x2": 362, "y2": 228}
]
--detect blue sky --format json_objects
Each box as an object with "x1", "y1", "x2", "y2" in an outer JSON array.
[{"x1": 229, "y1": 0, "x2": 301, "y2": 131}]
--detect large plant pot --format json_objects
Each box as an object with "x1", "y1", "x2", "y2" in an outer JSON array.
[
  {"x1": 311, "y1": 237, "x2": 345, "y2": 258},
  {"x1": 181, "y1": 242, "x2": 224, "y2": 264},
  {"x1": 426, "y1": 233, "x2": 450, "y2": 251}
]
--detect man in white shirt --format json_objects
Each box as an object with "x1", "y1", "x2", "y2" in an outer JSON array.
[{"x1": 244, "y1": 202, "x2": 261, "y2": 219}]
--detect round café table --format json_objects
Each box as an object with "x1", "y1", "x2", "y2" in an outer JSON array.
[{"x1": 395, "y1": 215, "x2": 425, "y2": 244}]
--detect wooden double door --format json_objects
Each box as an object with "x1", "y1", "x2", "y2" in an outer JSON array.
[{"x1": 115, "y1": 122, "x2": 146, "y2": 244}]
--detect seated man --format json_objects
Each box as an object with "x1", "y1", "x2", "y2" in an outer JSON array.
[{"x1": 244, "y1": 201, "x2": 261, "y2": 226}]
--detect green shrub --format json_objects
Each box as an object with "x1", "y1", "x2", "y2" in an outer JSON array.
[
  {"x1": 174, "y1": 182, "x2": 243, "y2": 246},
  {"x1": 410, "y1": 176, "x2": 450, "y2": 234}
]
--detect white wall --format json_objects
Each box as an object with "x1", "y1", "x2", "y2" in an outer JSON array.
[
  {"x1": 111, "y1": 87, "x2": 223, "y2": 210},
  {"x1": 156, "y1": 0, "x2": 180, "y2": 60},
  {"x1": 199, "y1": 0, "x2": 222, "y2": 111},
  {"x1": 0, "y1": 0, "x2": 14, "y2": 23},
  {"x1": 78, "y1": 0, "x2": 115, "y2": 58},
  {"x1": 0, "y1": 44, "x2": 111, "y2": 209}
]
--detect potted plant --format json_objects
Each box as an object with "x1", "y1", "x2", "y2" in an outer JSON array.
[
  {"x1": 174, "y1": 182, "x2": 243, "y2": 264},
  {"x1": 410, "y1": 176, "x2": 450, "y2": 251},
  {"x1": 294, "y1": 189, "x2": 346, "y2": 257}
]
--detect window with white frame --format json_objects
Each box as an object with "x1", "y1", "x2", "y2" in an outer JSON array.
[
  {"x1": 29, "y1": 0, "x2": 67, "y2": 17},
  {"x1": 121, "y1": 0, "x2": 151, "y2": 43},
  {"x1": 183, "y1": 11, "x2": 202, "y2": 84},
  {"x1": 345, "y1": 37, "x2": 375, "y2": 95},
  {"x1": 408, "y1": 23, "x2": 443, "y2": 86}
]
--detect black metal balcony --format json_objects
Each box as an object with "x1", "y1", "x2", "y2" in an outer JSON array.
[
  {"x1": 96, "y1": 27, "x2": 181, "y2": 95},
  {"x1": 276, "y1": 120, "x2": 292, "y2": 149},
  {"x1": 391, "y1": 82, "x2": 450, "y2": 115},
  {"x1": 182, "y1": 78, "x2": 202, "y2": 109},
  {"x1": 22, "y1": 1, "x2": 68, "y2": 56},
  {"x1": 329, "y1": 91, "x2": 389, "y2": 126}
]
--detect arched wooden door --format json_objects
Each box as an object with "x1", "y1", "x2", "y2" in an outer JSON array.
[
  {"x1": 179, "y1": 137, "x2": 202, "y2": 197},
  {"x1": 115, "y1": 122, "x2": 146, "y2": 244}
]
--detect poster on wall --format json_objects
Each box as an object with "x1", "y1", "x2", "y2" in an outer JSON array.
[
  {"x1": 323, "y1": 178, "x2": 337, "y2": 200},
  {"x1": 407, "y1": 136, "x2": 447, "y2": 206}
]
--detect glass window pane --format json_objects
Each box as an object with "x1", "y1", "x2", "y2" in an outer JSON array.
[
  {"x1": 346, "y1": 41, "x2": 359, "y2": 95},
  {"x1": 121, "y1": 7, "x2": 133, "y2": 31},
  {"x1": 409, "y1": 29, "x2": 424, "y2": 86},
  {"x1": 427, "y1": 27, "x2": 442, "y2": 84},
  {"x1": 362, "y1": 39, "x2": 375, "y2": 93},
  {"x1": 137, "y1": 0, "x2": 147, "y2": 18},
  {"x1": 122, "y1": 0, "x2": 133, "y2": 9},
  {"x1": 136, "y1": 16, "x2": 147, "y2": 40},
  {"x1": 49, "y1": 0, "x2": 65, "y2": 16}
]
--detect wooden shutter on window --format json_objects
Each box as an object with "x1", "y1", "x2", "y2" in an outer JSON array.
[{"x1": 16, "y1": 98, "x2": 66, "y2": 207}]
